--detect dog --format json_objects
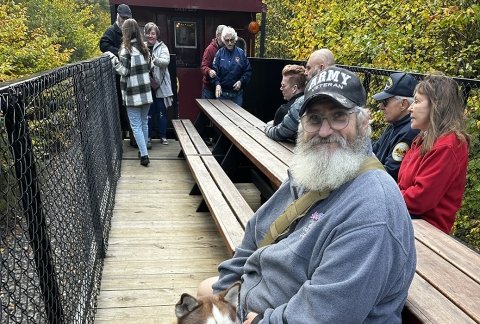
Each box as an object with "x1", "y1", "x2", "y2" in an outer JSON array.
[{"x1": 175, "y1": 282, "x2": 240, "y2": 324}]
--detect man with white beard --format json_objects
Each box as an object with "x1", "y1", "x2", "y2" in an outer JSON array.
[{"x1": 199, "y1": 66, "x2": 416, "y2": 324}]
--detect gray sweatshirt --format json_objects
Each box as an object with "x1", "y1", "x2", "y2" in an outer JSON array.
[{"x1": 213, "y1": 169, "x2": 416, "y2": 323}]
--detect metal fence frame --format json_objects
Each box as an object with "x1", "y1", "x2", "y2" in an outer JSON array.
[{"x1": 1, "y1": 56, "x2": 122, "y2": 323}]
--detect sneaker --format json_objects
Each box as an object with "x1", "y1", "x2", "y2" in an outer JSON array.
[
  {"x1": 140, "y1": 155, "x2": 150, "y2": 166},
  {"x1": 160, "y1": 138, "x2": 168, "y2": 145},
  {"x1": 147, "y1": 140, "x2": 152, "y2": 150},
  {"x1": 138, "y1": 151, "x2": 141, "y2": 159}
]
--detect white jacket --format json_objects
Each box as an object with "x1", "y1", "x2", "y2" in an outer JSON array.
[{"x1": 150, "y1": 40, "x2": 173, "y2": 104}]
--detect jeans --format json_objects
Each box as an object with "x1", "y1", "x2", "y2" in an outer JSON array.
[
  {"x1": 148, "y1": 96, "x2": 167, "y2": 139},
  {"x1": 220, "y1": 89, "x2": 243, "y2": 106},
  {"x1": 127, "y1": 104, "x2": 150, "y2": 157},
  {"x1": 201, "y1": 87, "x2": 215, "y2": 99}
]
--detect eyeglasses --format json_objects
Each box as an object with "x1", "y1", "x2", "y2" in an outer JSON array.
[
  {"x1": 224, "y1": 38, "x2": 235, "y2": 43},
  {"x1": 381, "y1": 98, "x2": 391, "y2": 107},
  {"x1": 300, "y1": 110, "x2": 357, "y2": 132}
]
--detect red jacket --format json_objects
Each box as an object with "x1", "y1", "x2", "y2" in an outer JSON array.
[
  {"x1": 398, "y1": 132, "x2": 468, "y2": 233},
  {"x1": 201, "y1": 39, "x2": 220, "y2": 90}
]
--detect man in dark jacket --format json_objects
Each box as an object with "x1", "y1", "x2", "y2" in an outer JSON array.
[
  {"x1": 99, "y1": 4, "x2": 135, "y2": 145},
  {"x1": 372, "y1": 72, "x2": 419, "y2": 181},
  {"x1": 100, "y1": 4, "x2": 131, "y2": 55},
  {"x1": 201, "y1": 25, "x2": 226, "y2": 99}
]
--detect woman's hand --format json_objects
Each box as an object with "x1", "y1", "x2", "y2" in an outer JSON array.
[
  {"x1": 209, "y1": 69, "x2": 217, "y2": 78},
  {"x1": 104, "y1": 51, "x2": 118, "y2": 65},
  {"x1": 215, "y1": 85, "x2": 222, "y2": 98},
  {"x1": 233, "y1": 80, "x2": 242, "y2": 91}
]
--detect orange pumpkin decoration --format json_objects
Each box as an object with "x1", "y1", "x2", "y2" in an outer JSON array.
[{"x1": 248, "y1": 21, "x2": 260, "y2": 34}]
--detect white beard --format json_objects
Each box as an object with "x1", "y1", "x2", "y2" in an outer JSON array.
[{"x1": 290, "y1": 131, "x2": 369, "y2": 192}]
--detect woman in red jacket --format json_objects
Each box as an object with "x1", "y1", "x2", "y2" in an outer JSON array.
[{"x1": 398, "y1": 74, "x2": 469, "y2": 233}]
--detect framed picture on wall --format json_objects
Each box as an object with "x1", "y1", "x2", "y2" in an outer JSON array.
[{"x1": 174, "y1": 21, "x2": 197, "y2": 48}]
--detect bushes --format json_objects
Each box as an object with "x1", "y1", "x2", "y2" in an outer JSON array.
[{"x1": 0, "y1": 0, "x2": 109, "y2": 82}]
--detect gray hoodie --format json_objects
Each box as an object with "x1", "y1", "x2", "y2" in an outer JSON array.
[{"x1": 213, "y1": 169, "x2": 416, "y2": 323}]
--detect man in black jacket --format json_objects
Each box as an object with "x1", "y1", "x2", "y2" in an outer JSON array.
[
  {"x1": 372, "y1": 72, "x2": 419, "y2": 181},
  {"x1": 99, "y1": 4, "x2": 135, "y2": 145},
  {"x1": 100, "y1": 4, "x2": 131, "y2": 55}
]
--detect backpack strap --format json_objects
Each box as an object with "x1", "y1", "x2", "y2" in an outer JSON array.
[{"x1": 258, "y1": 156, "x2": 384, "y2": 248}]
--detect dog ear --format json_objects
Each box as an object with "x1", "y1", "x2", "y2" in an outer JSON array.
[
  {"x1": 175, "y1": 293, "x2": 200, "y2": 318},
  {"x1": 222, "y1": 282, "x2": 240, "y2": 307}
]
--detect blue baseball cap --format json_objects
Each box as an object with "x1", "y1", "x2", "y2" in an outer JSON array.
[{"x1": 372, "y1": 73, "x2": 417, "y2": 101}]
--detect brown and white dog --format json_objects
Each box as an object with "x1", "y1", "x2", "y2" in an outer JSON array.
[{"x1": 175, "y1": 283, "x2": 240, "y2": 324}]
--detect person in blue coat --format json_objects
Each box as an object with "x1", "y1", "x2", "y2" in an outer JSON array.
[
  {"x1": 372, "y1": 72, "x2": 420, "y2": 181},
  {"x1": 212, "y1": 26, "x2": 252, "y2": 106}
]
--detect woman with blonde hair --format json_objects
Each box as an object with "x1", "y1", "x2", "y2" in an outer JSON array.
[
  {"x1": 107, "y1": 18, "x2": 153, "y2": 166},
  {"x1": 398, "y1": 74, "x2": 469, "y2": 233},
  {"x1": 144, "y1": 22, "x2": 173, "y2": 146}
]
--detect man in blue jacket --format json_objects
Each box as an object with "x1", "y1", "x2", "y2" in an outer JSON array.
[
  {"x1": 199, "y1": 67, "x2": 416, "y2": 324},
  {"x1": 372, "y1": 72, "x2": 419, "y2": 181}
]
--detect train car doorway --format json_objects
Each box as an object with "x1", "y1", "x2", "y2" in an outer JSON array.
[{"x1": 109, "y1": 1, "x2": 265, "y2": 124}]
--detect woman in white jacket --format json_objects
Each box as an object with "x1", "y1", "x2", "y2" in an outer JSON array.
[{"x1": 144, "y1": 22, "x2": 174, "y2": 146}]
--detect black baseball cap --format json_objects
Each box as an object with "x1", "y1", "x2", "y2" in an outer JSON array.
[
  {"x1": 299, "y1": 66, "x2": 367, "y2": 116},
  {"x1": 372, "y1": 73, "x2": 417, "y2": 101},
  {"x1": 117, "y1": 4, "x2": 132, "y2": 18}
]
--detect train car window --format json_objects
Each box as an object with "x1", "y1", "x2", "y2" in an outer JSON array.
[
  {"x1": 174, "y1": 21, "x2": 197, "y2": 49},
  {"x1": 170, "y1": 17, "x2": 201, "y2": 67}
]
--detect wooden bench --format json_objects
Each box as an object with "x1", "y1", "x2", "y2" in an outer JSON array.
[
  {"x1": 172, "y1": 119, "x2": 254, "y2": 255},
  {"x1": 404, "y1": 219, "x2": 480, "y2": 323}
]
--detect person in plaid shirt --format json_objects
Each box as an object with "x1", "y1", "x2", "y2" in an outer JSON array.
[{"x1": 106, "y1": 18, "x2": 153, "y2": 166}]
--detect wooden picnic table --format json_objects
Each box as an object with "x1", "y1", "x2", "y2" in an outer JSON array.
[{"x1": 195, "y1": 99, "x2": 293, "y2": 192}]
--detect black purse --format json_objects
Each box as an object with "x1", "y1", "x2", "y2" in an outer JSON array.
[{"x1": 150, "y1": 72, "x2": 160, "y2": 90}]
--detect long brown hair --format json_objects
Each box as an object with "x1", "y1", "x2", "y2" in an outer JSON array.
[
  {"x1": 415, "y1": 74, "x2": 469, "y2": 155},
  {"x1": 121, "y1": 18, "x2": 150, "y2": 61}
]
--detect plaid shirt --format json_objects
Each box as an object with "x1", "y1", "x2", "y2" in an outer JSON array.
[{"x1": 114, "y1": 40, "x2": 153, "y2": 107}]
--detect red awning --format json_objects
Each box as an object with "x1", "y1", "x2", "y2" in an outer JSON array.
[{"x1": 110, "y1": 0, "x2": 266, "y2": 13}]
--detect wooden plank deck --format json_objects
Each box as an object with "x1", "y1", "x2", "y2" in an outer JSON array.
[{"x1": 95, "y1": 139, "x2": 260, "y2": 323}]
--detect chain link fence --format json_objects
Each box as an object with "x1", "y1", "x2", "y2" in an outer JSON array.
[{"x1": 0, "y1": 56, "x2": 122, "y2": 323}]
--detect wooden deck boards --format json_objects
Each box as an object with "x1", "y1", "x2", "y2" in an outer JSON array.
[{"x1": 95, "y1": 139, "x2": 260, "y2": 323}]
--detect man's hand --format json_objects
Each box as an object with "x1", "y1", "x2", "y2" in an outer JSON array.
[
  {"x1": 243, "y1": 312, "x2": 259, "y2": 324},
  {"x1": 215, "y1": 85, "x2": 222, "y2": 98},
  {"x1": 208, "y1": 69, "x2": 217, "y2": 79},
  {"x1": 264, "y1": 120, "x2": 274, "y2": 133},
  {"x1": 233, "y1": 80, "x2": 242, "y2": 91}
]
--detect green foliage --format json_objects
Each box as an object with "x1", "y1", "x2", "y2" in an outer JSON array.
[
  {"x1": 0, "y1": 1, "x2": 71, "y2": 81},
  {"x1": 264, "y1": 0, "x2": 480, "y2": 79},
  {"x1": 0, "y1": 0, "x2": 109, "y2": 82},
  {"x1": 264, "y1": 0, "x2": 480, "y2": 250},
  {"x1": 19, "y1": 0, "x2": 110, "y2": 62}
]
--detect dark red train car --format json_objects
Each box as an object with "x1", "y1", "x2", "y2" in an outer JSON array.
[{"x1": 109, "y1": 0, "x2": 266, "y2": 121}]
